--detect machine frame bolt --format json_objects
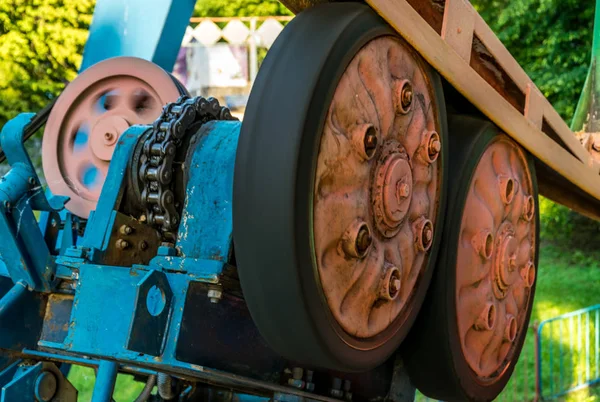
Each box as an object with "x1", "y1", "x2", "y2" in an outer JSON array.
[
  {"x1": 139, "y1": 240, "x2": 148, "y2": 251},
  {"x1": 208, "y1": 286, "x2": 223, "y2": 304},
  {"x1": 34, "y1": 370, "x2": 57, "y2": 402},
  {"x1": 3, "y1": 201, "x2": 11, "y2": 209},
  {"x1": 120, "y1": 225, "x2": 133, "y2": 235},
  {"x1": 116, "y1": 239, "x2": 130, "y2": 250},
  {"x1": 28, "y1": 177, "x2": 37, "y2": 186}
]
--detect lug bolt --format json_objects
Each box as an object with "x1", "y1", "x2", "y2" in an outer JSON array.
[
  {"x1": 427, "y1": 132, "x2": 441, "y2": 162},
  {"x1": 472, "y1": 230, "x2": 494, "y2": 259},
  {"x1": 120, "y1": 225, "x2": 133, "y2": 235},
  {"x1": 116, "y1": 239, "x2": 130, "y2": 250},
  {"x1": 414, "y1": 217, "x2": 433, "y2": 252},
  {"x1": 474, "y1": 302, "x2": 496, "y2": 331},
  {"x1": 341, "y1": 221, "x2": 372, "y2": 259},
  {"x1": 396, "y1": 182, "x2": 410, "y2": 200},
  {"x1": 504, "y1": 315, "x2": 517, "y2": 342},
  {"x1": 381, "y1": 265, "x2": 402, "y2": 301},
  {"x1": 523, "y1": 195, "x2": 535, "y2": 221},
  {"x1": 521, "y1": 260, "x2": 536, "y2": 288},
  {"x1": 499, "y1": 175, "x2": 515, "y2": 205},
  {"x1": 394, "y1": 79, "x2": 413, "y2": 114},
  {"x1": 352, "y1": 124, "x2": 378, "y2": 160}
]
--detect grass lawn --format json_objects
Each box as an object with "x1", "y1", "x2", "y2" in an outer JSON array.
[{"x1": 68, "y1": 243, "x2": 600, "y2": 401}]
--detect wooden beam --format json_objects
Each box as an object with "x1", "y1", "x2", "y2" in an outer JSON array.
[{"x1": 366, "y1": 0, "x2": 600, "y2": 202}]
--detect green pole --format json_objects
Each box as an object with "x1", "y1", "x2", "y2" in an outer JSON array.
[{"x1": 571, "y1": 0, "x2": 600, "y2": 132}]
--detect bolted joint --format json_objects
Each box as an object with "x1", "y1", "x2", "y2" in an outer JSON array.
[
  {"x1": 380, "y1": 265, "x2": 402, "y2": 301},
  {"x1": 351, "y1": 124, "x2": 379, "y2": 161},
  {"x1": 413, "y1": 217, "x2": 433, "y2": 252},
  {"x1": 34, "y1": 371, "x2": 57, "y2": 402},
  {"x1": 393, "y1": 79, "x2": 413, "y2": 114},
  {"x1": 119, "y1": 225, "x2": 133, "y2": 235},
  {"x1": 341, "y1": 220, "x2": 372, "y2": 259},
  {"x1": 498, "y1": 175, "x2": 516, "y2": 205},
  {"x1": 521, "y1": 260, "x2": 536, "y2": 288},
  {"x1": 208, "y1": 285, "x2": 223, "y2": 304},
  {"x1": 474, "y1": 302, "x2": 497, "y2": 331},
  {"x1": 522, "y1": 195, "x2": 535, "y2": 221},
  {"x1": 472, "y1": 230, "x2": 494, "y2": 259},
  {"x1": 116, "y1": 239, "x2": 130, "y2": 250},
  {"x1": 504, "y1": 314, "x2": 517, "y2": 342}
]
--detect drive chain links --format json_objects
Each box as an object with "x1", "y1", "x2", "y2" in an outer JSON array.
[{"x1": 139, "y1": 95, "x2": 235, "y2": 240}]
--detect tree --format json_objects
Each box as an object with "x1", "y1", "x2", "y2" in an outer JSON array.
[
  {"x1": 0, "y1": 0, "x2": 95, "y2": 127},
  {"x1": 194, "y1": 0, "x2": 292, "y2": 17}
]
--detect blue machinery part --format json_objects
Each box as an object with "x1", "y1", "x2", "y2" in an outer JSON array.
[{"x1": 0, "y1": 111, "x2": 411, "y2": 401}]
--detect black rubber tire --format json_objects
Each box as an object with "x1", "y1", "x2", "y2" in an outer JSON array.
[
  {"x1": 402, "y1": 115, "x2": 539, "y2": 401},
  {"x1": 233, "y1": 2, "x2": 447, "y2": 372}
]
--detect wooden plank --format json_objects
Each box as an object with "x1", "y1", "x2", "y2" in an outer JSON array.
[
  {"x1": 366, "y1": 0, "x2": 600, "y2": 201},
  {"x1": 524, "y1": 83, "x2": 544, "y2": 130},
  {"x1": 441, "y1": 0, "x2": 475, "y2": 62},
  {"x1": 472, "y1": 11, "x2": 591, "y2": 165}
]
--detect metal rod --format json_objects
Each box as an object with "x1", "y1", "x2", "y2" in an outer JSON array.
[
  {"x1": 587, "y1": 312, "x2": 591, "y2": 382},
  {"x1": 91, "y1": 360, "x2": 119, "y2": 402},
  {"x1": 0, "y1": 281, "x2": 27, "y2": 318},
  {"x1": 549, "y1": 322, "x2": 554, "y2": 395},
  {"x1": 559, "y1": 319, "x2": 564, "y2": 391},
  {"x1": 0, "y1": 99, "x2": 56, "y2": 164}
]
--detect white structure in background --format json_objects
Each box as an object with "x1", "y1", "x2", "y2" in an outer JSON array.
[{"x1": 176, "y1": 16, "x2": 291, "y2": 105}]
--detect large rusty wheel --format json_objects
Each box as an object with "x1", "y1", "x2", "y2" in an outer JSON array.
[
  {"x1": 234, "y1": 3, "x2": 447, "y2": 371},
  {"x1": 404, "y1": 116, "x2": 539, "y2": 401},
  {"x1": 42, "y1": 57, "x2": 186, "y2": 218}
]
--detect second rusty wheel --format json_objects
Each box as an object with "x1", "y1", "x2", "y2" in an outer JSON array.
[
  {"x1": 234, "y1": 3, "x2": 447, "y2": 371},
  {"x1": 403, "y1": 116, "x2": 539, "y2": 401}
]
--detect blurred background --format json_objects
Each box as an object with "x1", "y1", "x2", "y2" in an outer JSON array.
[{"x1": 1, "y1": 0, "x2": 599, "y2": 400}]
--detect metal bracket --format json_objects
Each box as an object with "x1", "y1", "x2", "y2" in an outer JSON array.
[
  {"x1": 0, "y1": 360, "x2": 77, "y2": 402},
  {"x1": 128, "y1": 270, "x2": 173, "y2": 356}
]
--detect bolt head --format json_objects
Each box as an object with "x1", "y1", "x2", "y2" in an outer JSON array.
[
  {"x1": 355, "y1": 224, "x2": 372, "y2": 257},
  {"x1": 139, "y1": 240, "x2": 148, "y2": 251},
  {"x1": 397, "y1": 182, "x2": 410, "y2": 199},
  {"x1": 34, "y1": 371, "x2": 57, "y2": 402},
  {"x1": 401, "y1": 82, "x2": 413, "y2": 110}
]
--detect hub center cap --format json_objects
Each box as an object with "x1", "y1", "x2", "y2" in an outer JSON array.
[{"x1": 373, "y1": 141, "x2": 413, "y2": 237}]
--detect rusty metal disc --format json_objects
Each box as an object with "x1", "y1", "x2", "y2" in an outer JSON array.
[
  {"x1": 42, "y1": 57, "x2": 185, "y2": 218},
  {"x1": 403, "y1": 116, "x2": 538, "y2": 401},
  {"x1": 234, "y1": 3, "x2": 447, "y2": 371}
]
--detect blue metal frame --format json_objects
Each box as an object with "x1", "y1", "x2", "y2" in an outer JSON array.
[{"x1": 81, "y1": 0, "x2": 196, "y2": 72}]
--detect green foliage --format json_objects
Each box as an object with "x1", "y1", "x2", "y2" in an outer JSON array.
[
  {"x1": 473, "y1": 0, "x2": 594, "y2": 122},
  {"x1": 0, "y1": 0, "x2": 95, "y2": 127},
  {"x1": 193, "y1": 0, "x2": 292, "y2": 18}
]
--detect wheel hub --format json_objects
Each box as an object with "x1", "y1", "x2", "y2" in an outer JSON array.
[
  {"x1": 312, "y1": 36, "x2": 443, "y2": 340},
  {"x1": 373, "y1": 141, "x2": 413, "y2": 237}
]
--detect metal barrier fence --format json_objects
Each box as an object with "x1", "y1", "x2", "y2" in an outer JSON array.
[{"x1": 537, "y1": 304, "x2": 600, "y2": 400}]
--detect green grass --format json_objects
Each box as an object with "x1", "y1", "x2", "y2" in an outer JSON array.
[{"x1": 68, "y1": 366, "x2": 145, "y2": 402}]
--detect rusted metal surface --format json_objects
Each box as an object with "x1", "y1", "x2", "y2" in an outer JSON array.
[
  {"x1": 313, "y1": 36, "x2": 442, "y2": 339},
  {"x1": 456, "y1": 135, "x2": 536, "y2": 380},
  {"x1": 42, "y1": 57, "x2": 181, "y2": 218}
]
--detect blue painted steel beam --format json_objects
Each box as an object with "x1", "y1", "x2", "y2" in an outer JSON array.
[
  {"x1": 81, "y1": 0, "x2": 197, "y2": 72},
  {"x1": 91, "y1": 361, "x2": 119, "y2": 402},
  {"x1": 0, "y1": 281, "x2": 27, "y2": 319}
]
